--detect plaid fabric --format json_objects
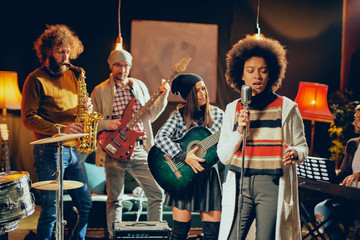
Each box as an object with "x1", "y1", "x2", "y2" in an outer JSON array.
[
  {"x1": 154, "y1": 106, "x2": 224, "y2": 159},
  {"x1": 229, "y1": 97, "x2": 284, "y2": 176},
  {"x1": 112, "y1": 83, "x2": 147, "y2": 139}
]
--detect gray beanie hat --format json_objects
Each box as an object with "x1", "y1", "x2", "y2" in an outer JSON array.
[
  {"x1": 171, "y1": 73, "x2": 203, "y2": 100},
  {"x1": 107, "y1": 49, "x2": 133, "y2": 68}
]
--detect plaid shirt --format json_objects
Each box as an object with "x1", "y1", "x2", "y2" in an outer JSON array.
[
  {"x1": 154, "y1": 106, "x2": 224, "y2": 159},
  {"x1": 113, "y1": 83, "x2": 147, "y2": 139}
]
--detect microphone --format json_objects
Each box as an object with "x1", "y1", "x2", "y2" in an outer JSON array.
[
  {"x1": 241, "y1": 85, "x2": 252, "y2": 110},
  {"x1": 238, "y1": 85, "x2": 252, "y2": 233}
]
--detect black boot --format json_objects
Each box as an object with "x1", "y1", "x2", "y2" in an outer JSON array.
[
  {"x1": 202, "y1": 221, "x2": 220, "y2": 240},
  {"x1": 171, "y1": 220, "x2": 191, "y2": 240}
]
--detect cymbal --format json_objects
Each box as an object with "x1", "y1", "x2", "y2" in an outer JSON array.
[
  {"x1": 30, "y1": 133, "x2": 88, "y2": 145},
  {"x1": 32, "y1": 180, "x2": 84, "y2": 190}
]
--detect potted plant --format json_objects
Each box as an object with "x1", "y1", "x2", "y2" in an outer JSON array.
[{"x1": 328, "y1": 89, "x2": 360, "y2": 168}]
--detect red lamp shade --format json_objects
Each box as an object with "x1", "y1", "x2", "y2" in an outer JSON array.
[{"x1": 294, "y1": 82, "x2": 334, "y2": 122}]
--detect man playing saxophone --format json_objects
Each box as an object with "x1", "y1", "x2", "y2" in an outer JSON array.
[{"x1": 21, "y1": 24, "x2": 92, "y2": 240}]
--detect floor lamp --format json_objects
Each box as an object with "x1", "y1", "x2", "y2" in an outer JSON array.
[
  {"x1": 0, "y1": 71, "x2": 22, "y2": 121},
  {"x1": 294, "y1": 82, "x2": 334, "y2": 156},
  {"x1": 0, "y1": 71, "x2": 22, "y2": 172}
]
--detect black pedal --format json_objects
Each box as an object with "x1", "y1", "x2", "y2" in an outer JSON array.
[{"x1": 113, "y1": 221, "x2": 171, "y2": 239}]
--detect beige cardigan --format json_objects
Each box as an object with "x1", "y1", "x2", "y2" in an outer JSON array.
[
  {"x1": 217, "y1": 97, "x2": 308, "y2": 240},
  {"x1": 90, "y1": 75, "x2": 168, "y2": 167}
]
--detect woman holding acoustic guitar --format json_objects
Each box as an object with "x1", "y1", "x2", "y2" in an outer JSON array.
[{"x1": 154, "y1": 73, "x2": 224, "y2": 240}]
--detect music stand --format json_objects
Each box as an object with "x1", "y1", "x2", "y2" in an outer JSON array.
[
  {"x1": 297, "y1": 156, "x2": 337, "y2": 240},
  {"x1": 296, "y1": 156, "x2": 337, "y2": 183}
]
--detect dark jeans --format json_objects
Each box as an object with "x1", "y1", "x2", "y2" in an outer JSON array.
[
  {"x1": 314, "y1": 199, "x2": 360, "y2": 240},
  {"x1": 33, "y1": 145, "x2": 92, "y2": 240}
]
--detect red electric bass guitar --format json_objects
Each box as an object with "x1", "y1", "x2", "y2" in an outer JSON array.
[{"x1": 98, "y1": 57, "x2": 191, "y2": 161}]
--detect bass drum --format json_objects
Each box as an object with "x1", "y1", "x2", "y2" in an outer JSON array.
[{"x1": 0, "y1": 171, "x2": 35, "y2": 234}]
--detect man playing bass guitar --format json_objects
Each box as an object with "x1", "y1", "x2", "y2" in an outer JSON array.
[
  {"x1": 90, "y1": 49, "x2": 170, "y2": 239},
  {"x1": 153, "y1": 73, "x2": 224, "y2": 240}
]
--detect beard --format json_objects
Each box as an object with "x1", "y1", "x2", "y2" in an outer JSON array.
[
  {"x1": 48, "y1": 56, "x2": 67, "y2": 76},
  {"x1": 114, "y1": 72, "x2": 128, "y2": 82},
  {"x1": 355, "y1": 127, "x2": 360, "y2": 135}
]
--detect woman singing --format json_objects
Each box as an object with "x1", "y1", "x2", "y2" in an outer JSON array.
[{"x1": 217, "y1": 35, "x2": 308, "y2": 240}]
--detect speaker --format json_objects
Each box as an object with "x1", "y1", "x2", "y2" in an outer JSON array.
[{"x1": 113, "y1": 221, "x2": 171, "y2": 239}]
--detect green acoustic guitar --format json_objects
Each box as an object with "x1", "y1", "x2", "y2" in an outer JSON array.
[{"x1": 148, "y1": 126, "x2": 220, "y2": 192}]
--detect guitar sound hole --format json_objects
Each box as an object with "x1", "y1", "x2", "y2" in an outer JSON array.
[{"x1": 188, "y1": 141, "x2": 206, "y2": 159}]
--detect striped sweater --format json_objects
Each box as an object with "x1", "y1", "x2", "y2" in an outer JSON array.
[{"x1": 229, "y1": 97, "x2": 284, "y2": 176}]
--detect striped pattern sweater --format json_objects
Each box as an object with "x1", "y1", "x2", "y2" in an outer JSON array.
[{"x1": 229, "y1": 97, "x2": 284, "y2": 176}]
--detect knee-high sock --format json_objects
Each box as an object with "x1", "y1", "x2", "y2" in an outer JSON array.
[
  {"x1": 202, "y1": 221, "x2": 220, "y2": 240},
  {"x1": 171, "y1": 220, "x2": 191, "y2": 240}
]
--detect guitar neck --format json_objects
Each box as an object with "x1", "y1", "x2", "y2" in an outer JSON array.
[
  {"x1": 2, "y1": 140, "x2": 10, "y2": 172},
  {"x1": 126, "y1": 70, "x2": 180, "y2": 129},
  {"x1": 0, "y1": 123, "x2": 10, "y2": 172},
  {"x1": 201, "y1": 130, "x2": 221, "y2": 151}
]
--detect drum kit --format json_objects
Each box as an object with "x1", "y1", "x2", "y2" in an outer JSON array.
[{"x1": 0, "y1": 132, "x2": 88, "y2": 240}]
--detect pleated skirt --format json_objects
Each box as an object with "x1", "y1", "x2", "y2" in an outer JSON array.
[{"x1": 165, "y1": 165, "x2": 222, "y2": 212}]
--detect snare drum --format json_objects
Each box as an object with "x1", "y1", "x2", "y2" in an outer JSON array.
[{"x1": 0, "y1": 171, "x2": 35, "y2": 228}]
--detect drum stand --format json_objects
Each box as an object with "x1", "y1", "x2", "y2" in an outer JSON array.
[
  {"x1": 30, "y1": 129, "x2": 87, "y2": 240},
  {"x1": 55, "y1": 139, "x2": 66, "y2": 240}
]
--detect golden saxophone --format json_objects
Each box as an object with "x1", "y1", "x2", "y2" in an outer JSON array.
[{"x1": 67, "y1": 64, "x2": 104, "y2": 154}]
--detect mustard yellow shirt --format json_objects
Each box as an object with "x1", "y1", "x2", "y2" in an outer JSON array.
[{"x1": 21, "y1": 67, "x2": 79, "y2": 142}]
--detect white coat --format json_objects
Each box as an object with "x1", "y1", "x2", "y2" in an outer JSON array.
[{"x1": 217, "y1": 96, "x2": 308, "y2": 240}]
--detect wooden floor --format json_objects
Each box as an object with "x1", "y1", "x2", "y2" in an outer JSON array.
[
  {"x1": 3, "y1": 206, "x2": 201, "y2": 240},
  {"x1": 2, "y1": 206, "x2": 356, "y2": 240},
  {"x1": 4, "y1": 205, "x2": 109, "y2": 240},
  {"x1": 4, "y1": 205, "x2": 39, "y2": 240},
  {"x1": 301, "y1": 222, "x2": 357, "y2": 240}
]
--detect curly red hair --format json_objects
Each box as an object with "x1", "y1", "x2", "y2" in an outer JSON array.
[{"x1": 33, "y1": 24, "x2": 84, "y2": 64}]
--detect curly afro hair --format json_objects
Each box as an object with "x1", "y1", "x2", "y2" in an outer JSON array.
[
  {"x1": 225, "y1": 35, "x2": 287, "y2": 93},
  {"x1": 33, "y1": 24, "x2": 84, "y2": 64}
]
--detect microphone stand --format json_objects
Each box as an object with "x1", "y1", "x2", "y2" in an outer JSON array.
[{"x1": 237, "y1": 105, "x2": 248, "y2": 239}]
